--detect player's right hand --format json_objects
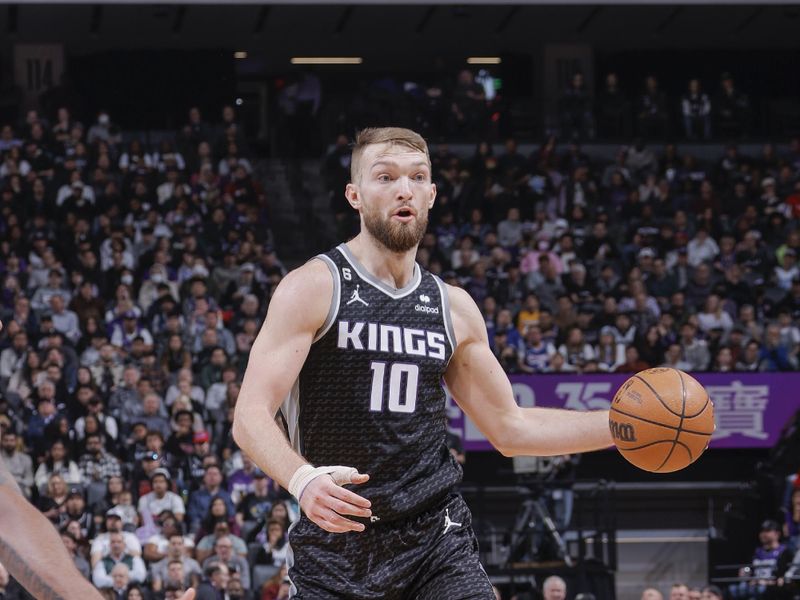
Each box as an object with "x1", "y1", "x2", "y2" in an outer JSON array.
[{"x1": 300, "y1": 471, "x2": 372, "y2": 533}]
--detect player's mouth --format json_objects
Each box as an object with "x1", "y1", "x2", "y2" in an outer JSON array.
[{"x1": 392, "y1": 206, "x2": 416, "y2": 223}]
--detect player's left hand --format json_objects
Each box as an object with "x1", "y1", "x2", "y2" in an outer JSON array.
[{"x1": 300, "y1": 470, "x2": 372, "y2": 533}]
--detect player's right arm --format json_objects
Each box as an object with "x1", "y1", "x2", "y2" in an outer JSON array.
[{"x1": 232, "y1": 260, "x2": 372, "y2": 533}]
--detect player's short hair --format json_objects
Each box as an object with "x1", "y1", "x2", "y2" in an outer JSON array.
[{"x1": 350, "y1": 127, "x2": 430, "y2": 183}]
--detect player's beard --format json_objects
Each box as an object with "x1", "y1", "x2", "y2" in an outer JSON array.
[{"x1": 363, "y1": 205, "x2": 428, "y2": 253}]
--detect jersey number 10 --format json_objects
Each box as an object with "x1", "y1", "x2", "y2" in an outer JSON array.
[{"x1": 369, "y1": 361, "x2": 419, "y2": 413}]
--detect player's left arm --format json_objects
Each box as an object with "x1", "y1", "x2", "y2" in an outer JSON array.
[{"x1": 443, "y1": 286, "x2": 613, "y2": 457}]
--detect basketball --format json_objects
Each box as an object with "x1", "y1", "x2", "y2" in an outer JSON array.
[{"x1": 610, "y1": 368, "x2": 715, "y2": 473}]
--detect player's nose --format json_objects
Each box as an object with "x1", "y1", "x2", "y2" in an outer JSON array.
[{"x1": 396, "y1": 176, "x2": 413, "y2": 199}]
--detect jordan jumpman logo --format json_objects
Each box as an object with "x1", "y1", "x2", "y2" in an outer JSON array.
[
  {"x1": 346, "y1": 284, "x2": 369, "y2": 306},
  {"x1": 443, "y1": 508, "x2": 462, "y2": 534}
]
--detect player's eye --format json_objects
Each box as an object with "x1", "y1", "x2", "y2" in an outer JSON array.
[
  {"x1": 377, "y1": 174, "x2": 391, "y2": 183},
  {"x1": 414, "y1": 173, "x2": 428, "y2": 182}
]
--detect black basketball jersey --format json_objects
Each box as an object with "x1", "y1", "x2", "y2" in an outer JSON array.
[{"x1": 281, "y1": 243, "x2": 462, "y2": 523}]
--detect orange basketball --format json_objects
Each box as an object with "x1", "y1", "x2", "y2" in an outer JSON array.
[{"x1": 609, "y1": 367, "x2": 714, "y2": 473}]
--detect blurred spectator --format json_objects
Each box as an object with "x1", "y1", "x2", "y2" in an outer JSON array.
[
  {"x1": 729, "y1": 520, "x2": 791, "y2": 600},
  {"x1": 90, "y1": 508, "x2": 143, "y2": 567},
  {"x1": 141, "y1": 511, "x2": 191, "y2": 563},
  {"x1": 715, "y1": 73, "x2": 751, "y2": 139},
  {"x1": 260, "y1": 563, "x2": 291, "y2": 600},
  {"x1": 760, "y1": 323, "x2": 798, "y2": 371},
  {"x1": 150, "y1": 534, "x2": 202, "y2": 593},
  {"x1": 670, "y1": 584, "x2": 689, "y2": 600},
  {"x1": 637, "y1": 76, "x2": 669, "y2": 138},
  {"x1": 201, "y1": 535, "x2": 250, "y2": 591},
  {"x1": 682, "y1": 79, "x2": 712, "y2": 140},
  {"x1": 138, "y1": 468, "x2": 186, "y2": 524},
  {"x1": 61, "y1": 529, "x2": 92, "y2": 580},
  {"x1": 36, "y1": 473, "x2": 69, "y2": 523},
  {"x1": 254, "y1": 519, "x2": 288, "y2": 568},
  {"x1": 641, "y1": 588, "x2": 663, "y2": 600},
  {"x1": 0, "y1": 430, "x2": 33, "y2": 497},
  {"x1": 92, "y1": 532, "x2": 147, "y2": 588},
  {"x1": 196, "y1": 561, "x2": 229, "y2": 600},
  {"x1": 596, "y1": 73, "x2": 630, "y2": 139},
  {"x1": 701, "y1": 585, "x2": 723, "y2": 600},
  {"x1": 451, "y1": 70, "x2": 486, "y2": 138},
  {"x1": 79, "y1": 432, "x2": 122, "y2": 485},
  {"x1": 195, "y1": 520, "x2": 246, "y2": 566},
  {"x1": 187, "y1": 465, "x2": 235, "y2": 532},
  {"x1": 559, "y1": 72, "x2": 594, "y2": 140},
  {"x1": 34, "y1": 438, "x2": 82, "y2": 494},
  {"x1": 87, "y1": 111, "x2": 122, "y2": 146},
  {"x1": 542, "y1": 575, "x2": 567, "y2": 600},
  {"x1": 237, "y1": 468, "x2": 280, "y2": 528}
]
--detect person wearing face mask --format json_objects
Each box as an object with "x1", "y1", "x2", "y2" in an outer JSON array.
[{"x1": 139, "y1": 265, "x2": 178, "y2": 313}]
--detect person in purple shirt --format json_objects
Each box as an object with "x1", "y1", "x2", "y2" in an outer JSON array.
[
  {"x1": 226, "y1": 454, "x2": 258, "y2": 506},
  {"x1": 730, "y1": 520, "x2": 792, "y2": 600}
]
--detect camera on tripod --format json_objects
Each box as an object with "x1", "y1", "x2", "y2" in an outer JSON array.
[{"x1": 506, "y1": 455, "x2": 576, "y2": 567}]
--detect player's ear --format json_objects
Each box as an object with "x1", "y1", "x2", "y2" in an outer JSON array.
[
  {"x1": 345, "y1": 183, "x2": 360, "y2": 210},
  {"x1": 428, "y1": 183, "x2": 437, "y2": 209}
]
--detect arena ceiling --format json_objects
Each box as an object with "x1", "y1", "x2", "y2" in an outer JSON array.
[{"x1": 0, "y1": 4, "x2": 797, "y2": 67}]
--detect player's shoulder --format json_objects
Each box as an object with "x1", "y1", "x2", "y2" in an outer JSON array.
[
  {"x1": 268, "y1": 258, "x2": 334, "y2": 322},
  {"x1": 442, "y1": 281, "x2": 475, "y2": 313},
  {"x1": 274, "y1": 256, "x2": 334, "y2": 297},
  {"x1": 441, "y1": 281, "x2": 486, "y2": 345}
]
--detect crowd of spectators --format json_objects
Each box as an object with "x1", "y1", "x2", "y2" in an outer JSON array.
[
  {"x1": 0, "y1": 104, "x2": 295, "y2": 599},
  {"x1": 324, "y1": 68, "x2": 755, "y2": 144},
  {"x1": 2, "y1": 80, "x2": 800, "y2": 598},
  {"x1": 325, "y1": 67, "x2": 509, "y2": 145},
  {"x1": 560, "y1": 71, "x2": 752, "y2": 142},
  {"x1": 333, "y1": 134, "x2": 800, "y2": 377}
]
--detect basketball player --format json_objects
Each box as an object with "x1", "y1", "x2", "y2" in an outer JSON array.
[
  {"x1": 233, "y1": 128, "x2": 613, "y2": 599},
  {"x1": 0, "y1": 319, "x2": 195, "y2": 600}
]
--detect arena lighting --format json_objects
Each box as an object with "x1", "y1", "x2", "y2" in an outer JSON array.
[
  {"x1": 467, "y1": 57, "x2": 502, "y2": 65},
  {"x1": 234, "y1": 51, "x2": 248, "y2": 59},
  {"x1": 290, "y1": 57, "x2": 363, "y2": 65}
]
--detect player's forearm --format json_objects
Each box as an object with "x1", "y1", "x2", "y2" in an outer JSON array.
[
  {"x1": 500, "y1": 407, "x2": 613, "y2": 457},
  {"x1": 232, "y1": 393, "x2": 307, "y2": 489},
  {"x1": 0, "y1": 488, "x2": 103, "y2": 600}
]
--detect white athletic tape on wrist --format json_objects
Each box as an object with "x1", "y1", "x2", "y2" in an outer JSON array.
[{"x1": 288, "y1": 464, "x2": 360, "y2": 502}]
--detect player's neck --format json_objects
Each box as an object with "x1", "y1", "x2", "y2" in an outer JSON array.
[{"x1": 346, "y1": 234, "x2": 417, "y2": 290}]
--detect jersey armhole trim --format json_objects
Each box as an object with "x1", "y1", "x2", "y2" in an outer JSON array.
[
  {"x1": 433, "y1": 274, "x2": 457, "y2": 354},
  {"x1": 311, "y1": 255, "x2": 340, "y2": 344}
]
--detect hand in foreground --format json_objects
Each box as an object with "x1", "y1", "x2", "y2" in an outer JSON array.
[
  {"x1": 179, "y1": 589, "x2": 196, "y2": 600},
  {"x1": 300, "y1": 469, "x2": 372, "y2": 533}
]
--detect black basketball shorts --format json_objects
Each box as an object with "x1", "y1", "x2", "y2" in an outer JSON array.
[{"x1": 287, "y1": 492, "x2": 495, "y2": 600}]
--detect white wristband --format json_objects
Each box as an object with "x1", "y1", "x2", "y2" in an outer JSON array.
[{"x1": 288, "y1": 464, "x2": 360, "y2": 502}]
